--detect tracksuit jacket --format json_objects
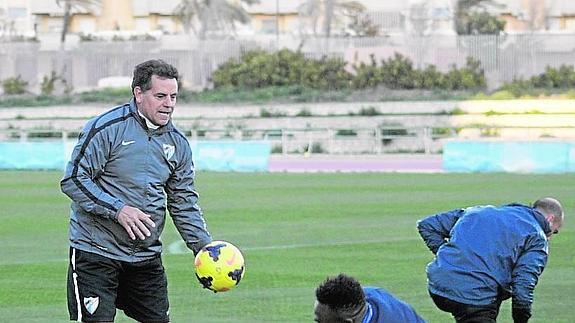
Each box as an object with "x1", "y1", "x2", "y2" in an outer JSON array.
[
  {"x1": 417, "y1": 204, "x2": 550, "y2": 313},
  {"x1": 61, "y1": 99, "x2": 211, "y2": 262},
  {"x1": 361, "y1": 287, "x2": 426, "y2": 323}
]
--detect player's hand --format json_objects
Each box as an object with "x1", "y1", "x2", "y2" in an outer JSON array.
[{"x1": 117, "y1": 205, "x2": 156, "y2": 240}]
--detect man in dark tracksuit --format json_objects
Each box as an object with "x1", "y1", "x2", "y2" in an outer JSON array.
[
  {"x1": 417, "y1": 198, "x2": 564, "y2": 323},
  {"x1": 61, "y1": 59, "x2": 212, "y2": 322}
]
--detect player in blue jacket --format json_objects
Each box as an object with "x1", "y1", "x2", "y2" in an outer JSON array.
[
  {"x1": 417, "y1": 198, "x2": 564, "y2": 323},
  {"x1": 314, "y1": 273, "x2": 426, "y2": 323}
]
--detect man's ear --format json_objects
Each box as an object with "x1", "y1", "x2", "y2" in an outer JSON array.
[
  {"x1": 545, "y1": 213, "x2": 555, "y2": 223},
  {"x1": 134, "y1": 86, "x2": 143, "y2": 103}
]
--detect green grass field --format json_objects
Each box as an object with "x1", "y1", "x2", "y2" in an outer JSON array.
[{"x1": 0, "y1": 171, "x2": 573, "y2": 322}]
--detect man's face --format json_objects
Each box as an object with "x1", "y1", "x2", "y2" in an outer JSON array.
[
  {"x1": 134, "y1": 75, "x2": 178, "y2": 126},
  {"x1": 314, "y1": 300, "x2": 349, "y2": 323}
]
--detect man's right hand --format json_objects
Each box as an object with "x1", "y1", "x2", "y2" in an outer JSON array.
[{"x1": 117, "y1": 206, "x2": 156, "y2": 240}]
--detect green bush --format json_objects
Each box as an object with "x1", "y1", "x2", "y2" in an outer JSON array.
[
  {"x1": 336, "y1": 129, "x2": 357, "y2": 136},
  {"x1": 350, "y1": 53, "x2": 485, "y2": 91},
  {"x1": 295, "y1": 108, "x2": 312, "y2": 117},
  {"x1": 351, "y1": 54, "x2": 381, "y2": 89},
  {"x1": 40, "y1": 71, "x2": 70, "y2": 95},
  {"x1": 415, "y1": 65, "x2": 446, "y2": 89},
  {"x1": 380, "y1": 53, "x2": 416, "y2": 89},
  {"x1": 260, "y1": 108, "x2": 287, "y2": 118},
  {"x1": 498, "y1": 64, "x2": 575, "y2": 96},
  {"x1": 2, "y1": 75, "x2": 28, "y2": 95},
  {"x1": 302, "y1": 56, "x2": 352, "y2": 90},
  {"x1": 531, "y1": 65, "x2": 575, "y2": 88},
  {"x1": 211, "y1": 49, "x2": 352, "y2": 91},
  {"x1": 444, "y1": 57, "x2": 486, "y2": 90}
]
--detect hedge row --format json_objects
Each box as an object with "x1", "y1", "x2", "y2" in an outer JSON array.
[
  {"x1": 211, "y1": 49, "x2": 487, "y2": 91},
  {"x1": 501, "y1": 65, "x2": 575, "y2": 96}
]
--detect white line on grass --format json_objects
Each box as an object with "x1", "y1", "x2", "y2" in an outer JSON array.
[
  {"x1": 167, "y1": 236, "x2": 420, "y2": 255},
  {"x1": 2, "y1": 237, "x2": 421, "y2": 265}
]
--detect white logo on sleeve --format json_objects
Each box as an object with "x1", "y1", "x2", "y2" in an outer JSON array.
[
  {"x1": 121, "y1": 140, "x2": 135, "y2": 146},
  {"x1": 83, "y1": 296, "x2": 99, "y2": 315},
  {"x1": 163, "y1": 144, "x2": 175, "y2": 160}
]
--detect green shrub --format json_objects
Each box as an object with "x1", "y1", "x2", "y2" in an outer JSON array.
[
  {"x1": 40, "y1": 71, "x2": 70, "y2": 95},
  {"x1": 310, "y1": 142, "x2": 325, "y2": 153},
  {"x1": 336, "y1": 129, "x2": 357, "y2": 136},
  {"x1": 444, "y1": 57, "x2": 486, "y2": 90},
  {"x1": 498, "y1": 64, "x2": 575, "y2": 95},
  {"x1": 2, "y1": 75, "x2": 28, "y2": 95},
  {"x1": 380, "y1": 53, "x2": 416, "y2": 89},
  {"x1": 431, "y1": 127, "x2": 454, "y2": 136},
  {"x1": 28, "y1": 130, "x2": 63, "y2": 138},
  {"x1": 260, "y1": 108, "x2": 287, "y2": 118},
  {"x1": 301, "y1": 56, "x2": 352, "y2": 90},
  {"x1": 296, "y1": 108, "x2": 312, "y2": 117},
  {"x1": 351, "y1": 54, "x2": 381, "y2": 89},
  {"x1": 357, "y1": 106, "x2": 381, "y2": 116},
  {"x1": 350, "y1": 54, "x2": 485, "y2": 91},
  {"x1": 415, "y1": 65, "x2": 446, "y2": 89},
  {"x1": 211, "y1": 49, "x2": 352, "y2": 91}
]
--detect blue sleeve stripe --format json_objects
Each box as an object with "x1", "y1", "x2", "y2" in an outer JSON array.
[{"x1": 70, "y1": 106, "x2": 134, "y2": 212}]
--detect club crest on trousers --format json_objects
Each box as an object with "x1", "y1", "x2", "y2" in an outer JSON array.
[{"x1": 83, "y1": 296, "x2": 99, "y2": 315}]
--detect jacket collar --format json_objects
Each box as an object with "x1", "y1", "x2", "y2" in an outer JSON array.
[
  {"x1": 532, "y1": 208, "x2": 552, "y2": 236},
  {"x1": 361, "y1": 302, "x2": 373, "y2": 323},
  {"x1": 507, "y1": 203, "x2": 551, "y2": 235},
  {"x1": 128, "y1": 98, "x2": 174, "y2": 134}
]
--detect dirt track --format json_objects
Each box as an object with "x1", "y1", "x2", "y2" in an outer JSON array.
[{"x1": 268, "y1": 154, "x2": 443, "y2": 173}]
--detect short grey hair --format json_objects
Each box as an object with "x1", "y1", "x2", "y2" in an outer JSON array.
[{"x1": 533, "y1": 197, "x2": 564, "y2": 228}]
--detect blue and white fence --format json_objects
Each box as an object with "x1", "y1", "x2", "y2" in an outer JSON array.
[
  {"x1": 0, "y1": 141, "x2": 271, "y2": 172},
  {"x1": 443, "y1": 140, "x2": 575, "y2": 173}
]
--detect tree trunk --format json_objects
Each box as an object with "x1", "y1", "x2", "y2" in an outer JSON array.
[{"x1": 60, "y1": 0, "x2": 72, "y2": 47}]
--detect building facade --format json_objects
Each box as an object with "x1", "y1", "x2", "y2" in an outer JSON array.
[{"x1": 2, "y1": 0, "x2": 575, "y2": 39}]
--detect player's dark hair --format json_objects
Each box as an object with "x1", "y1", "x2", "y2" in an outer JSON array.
[
  {"x1": 315, "y1": 273, "x2": 365, "y2": 311},
  {"x1": 534, "y1": 197, "x2": 564, "y2": 228},
  {"x1": 131, "y1": 59, "x2": 179, "y2": 94}
]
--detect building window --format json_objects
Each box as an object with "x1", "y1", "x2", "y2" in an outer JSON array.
[
  {"x1": 261, "y1": 18, "x2": 277, "y2": 34},
  {"x1": 7, "y1": 7, "x2": 27, "y2": 19},
  {"x1": 134, "y1": 18, "x2": 150, "y2": 32}
]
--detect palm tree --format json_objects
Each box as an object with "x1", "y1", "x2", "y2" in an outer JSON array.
[
  {"x1": 298, "y1": 0, "x2": 365, "y2": 37},
  {"x1": 55, "y1": 0, "x2": 100, "y2": 46},
  {"x1": 174, "y1": 0, "x2": 259, "y2": 39}
]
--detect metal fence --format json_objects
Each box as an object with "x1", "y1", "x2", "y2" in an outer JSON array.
[{"x1": 1, "y1": 33, "x2": 575, "y2": 92}]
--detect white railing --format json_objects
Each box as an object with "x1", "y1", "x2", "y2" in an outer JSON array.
[{"x1": 3, "y1": 125, "x2": 574, "y2": 155}]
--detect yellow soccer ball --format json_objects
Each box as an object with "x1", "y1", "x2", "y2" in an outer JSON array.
[{"x1": 194, "y1": 241, "x2": 245, "y2": 292}]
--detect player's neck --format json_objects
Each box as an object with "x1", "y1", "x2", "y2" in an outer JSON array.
[{"x1": 137, "y1": 109, "x2": 160, "y2": 129}]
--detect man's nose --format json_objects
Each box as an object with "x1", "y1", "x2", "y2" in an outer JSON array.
[{"x1": 165, "y1": 96, "x2": 175, "y2": 106}]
